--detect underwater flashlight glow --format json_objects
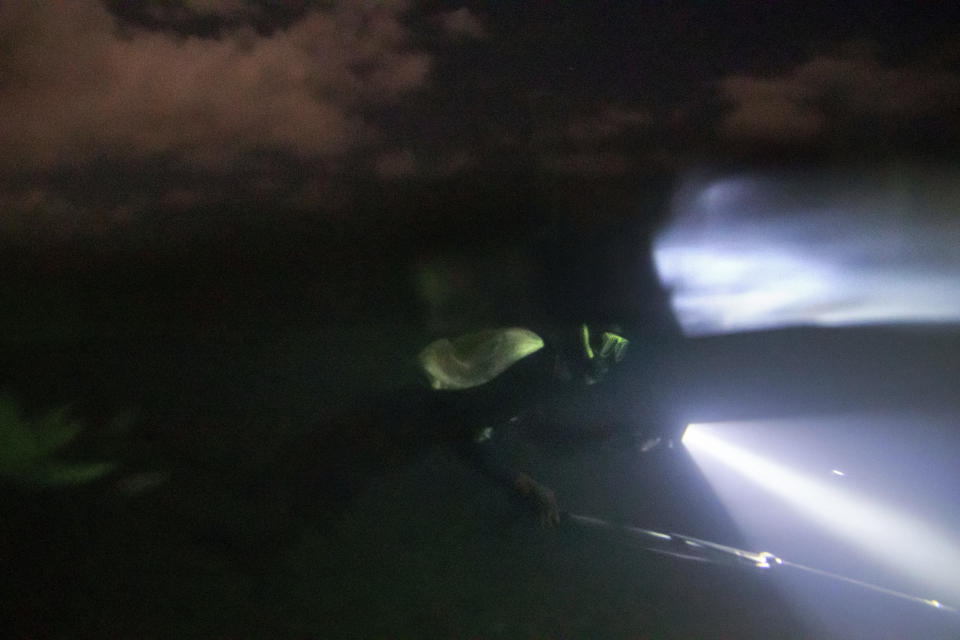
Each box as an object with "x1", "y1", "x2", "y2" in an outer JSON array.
[
  {"x1": 682, "y1": 420, "x2": 960, "y2": 606},
  {"x1": 654, "y1": 171, "x2": 960, "y2": 336},
  {"x1": 681, "y1": 423, "x2": 705, "y2": 446}
]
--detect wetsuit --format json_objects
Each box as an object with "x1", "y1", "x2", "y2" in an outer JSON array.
[{"x1": 416, "y1": 325, "x2": 628, "y2": 524}]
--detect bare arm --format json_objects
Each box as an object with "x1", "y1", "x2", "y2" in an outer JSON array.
[{"x1": 460, "y1": 428, "x2": 560, "y2": 527}]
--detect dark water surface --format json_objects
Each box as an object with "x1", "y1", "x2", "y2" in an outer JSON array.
[
  {"x1": 0, "y1": 320, "x2": 805, "y2": 638},
  {"x1": 2, "y1": 237, "x2": 959, "y2": 638}
]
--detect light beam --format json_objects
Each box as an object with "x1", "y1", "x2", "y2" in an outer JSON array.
[
  {"x1": 653, "y1": 170, "x2": 960, "y2": 335},
  {"x1": 682, "y1": 422, "x2": 960, "y2": 606}
]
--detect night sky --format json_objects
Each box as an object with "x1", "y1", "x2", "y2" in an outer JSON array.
[{"x1": 2, "y1": 1, "x2": 958, "y2": 245}]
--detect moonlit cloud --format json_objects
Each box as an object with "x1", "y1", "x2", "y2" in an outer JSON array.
[
  {"x1": 0, "y1": 0, "x2": 431, "y2": 171},
  {"x1": 718, "y1": 45, "x2": 960, "y2": 143}
]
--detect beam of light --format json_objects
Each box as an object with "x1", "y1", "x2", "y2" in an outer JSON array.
[
  {"x1": 652, "y1": 170, "x2": 960, "y2": 336},
  {"x1": 682, "y1": 422, "x2": 960, "y2": 608}
]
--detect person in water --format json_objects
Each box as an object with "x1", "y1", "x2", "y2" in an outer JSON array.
[{"x1": 416, "y1": 323, "x2": 630, "y2": 526}]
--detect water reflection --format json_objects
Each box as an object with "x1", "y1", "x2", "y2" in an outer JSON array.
[{"x1": 654, "y1": 168, "x2": 960, "y2": 335}]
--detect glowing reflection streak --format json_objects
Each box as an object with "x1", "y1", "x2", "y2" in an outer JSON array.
[
  {"x1": 567, "y1": 511, "x2": 956, "y2": 612},
  {"x1": 683, "y1": 423, "x2": 960, "y2": 606},
  {"x1": 781, "y1": 559, "x2": 958, "y2": 614}
]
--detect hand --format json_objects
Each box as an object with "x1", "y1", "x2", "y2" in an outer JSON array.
[{"x1": 514, "y1": 472, "x2": 560, "y2": 527}]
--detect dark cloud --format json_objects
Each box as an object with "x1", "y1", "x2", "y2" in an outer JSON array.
[
  {"x1": 181, "y1": 0, "x2": 251, "y2": 16},
  {"x1": 718, "y1": 44, "x2": 960, "y2": 144},
  {"x1": 438, "y1": 7, "x2": 486, "y2": 40},
  {"x1": 142, "y1": 0, "x2": 260, "y2": 24},
  {"x1": 0, "y1": 187, "x2": 140, "y2": 241},
  {"x1": 718, "y1": 77, "x2": 825, "y2": 142},
  {"x1": 539, "y1": 152, "x2": 639, "y2": 176},
  {"x1": 532, "y1": 103, "x2": 659, "y2": 176},
  {"x1": 566, "y1": 106, "x2": 650, "y2": 144},
  {"x1": 373, "y1": 148, "x2": 477, "y2": 180},
  {"x1": 374, "y1": 149, "x2": 417, "y2": 178}
]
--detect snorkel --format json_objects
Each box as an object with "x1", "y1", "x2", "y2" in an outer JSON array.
[{"x1": 580, "y1": 323, "x2": 630, "y2": 385}]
